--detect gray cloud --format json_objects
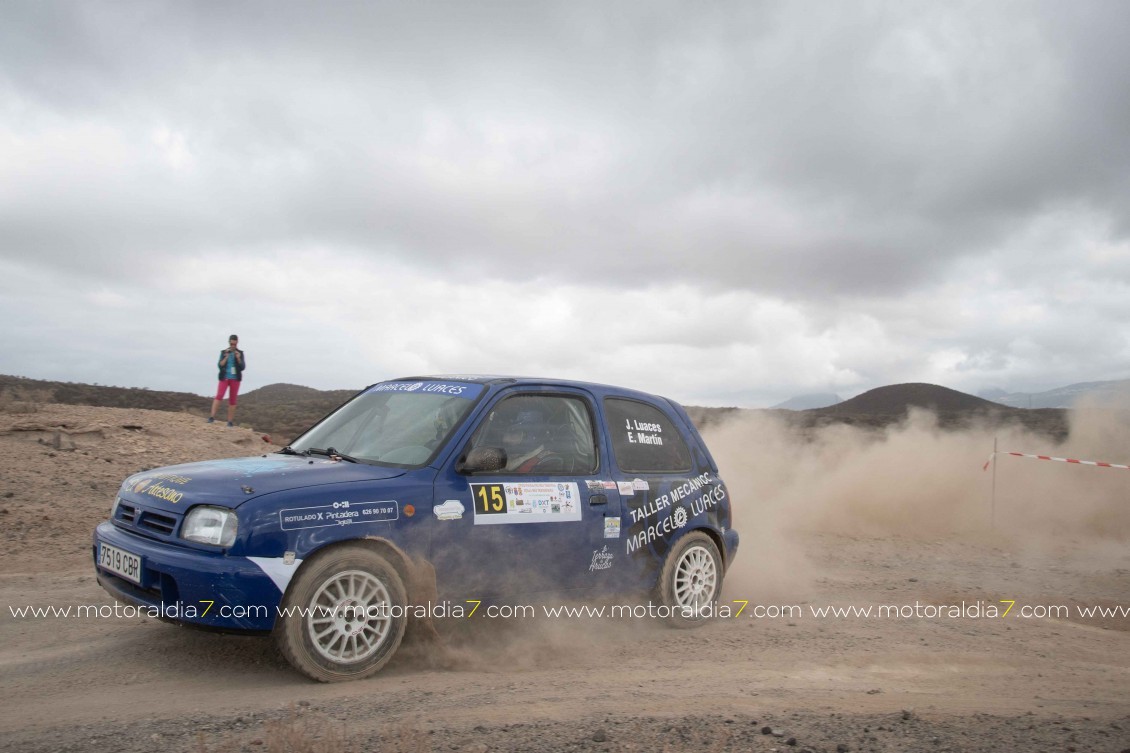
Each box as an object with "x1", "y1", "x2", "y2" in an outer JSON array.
[{"x1": 1, "y1": 1, "x2": 1128, "y2": 401}]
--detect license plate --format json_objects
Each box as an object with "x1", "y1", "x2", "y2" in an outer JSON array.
[{"x1": 98, "y1": 543, "x2": 142, "y2": 585}]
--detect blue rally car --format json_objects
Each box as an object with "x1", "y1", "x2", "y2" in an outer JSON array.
[{"x1": 93, "y1": 376, "x2": 739, "y2": 681}]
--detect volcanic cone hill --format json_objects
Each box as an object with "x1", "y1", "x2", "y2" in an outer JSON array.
[
  {"x1": 816, "y1": 383, "x2": 1005, "y2": 415},
  {"x1": 804, "y1": 383, "x2": 1067, "y2": 438}
]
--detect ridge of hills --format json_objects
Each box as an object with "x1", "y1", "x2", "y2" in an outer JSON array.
[
  {"x1": 989, "y1": 378, "x2": 1130, "y2": 409},
  {"x1": 769, "y1": 392, "x2": 841, "y2": 410},
  {"x1": 0, "y1": 374, "x2": 1069, "y2": 442},
  {"x1": 0, "y1": 375, "x2": 358, "y2": 443}
]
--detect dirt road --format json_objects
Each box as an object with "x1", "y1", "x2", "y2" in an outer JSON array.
[{"x1": 1, "y1": 405, "x2": 1128, "y2": 752}]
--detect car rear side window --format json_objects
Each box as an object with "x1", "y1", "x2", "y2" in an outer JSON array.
[{"x1": 604, "y1": 398, "x2": 692, "y2": 473}]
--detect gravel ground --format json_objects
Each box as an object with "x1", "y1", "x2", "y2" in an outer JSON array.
[{"x1": 1, "y1": 404, "x2": 1128, "y2": 752}]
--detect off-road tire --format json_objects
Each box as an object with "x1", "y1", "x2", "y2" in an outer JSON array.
[
  {"x1": 274, "y1": 545, "x2": 407, "y2": 682},
  {"x1": 657, "y1": 532, "x2": 723, "y2": 629}
]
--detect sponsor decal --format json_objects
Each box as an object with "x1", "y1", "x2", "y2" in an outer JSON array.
[
  {"x1": 602, "y1": 480, "x2": 617, "y2": 490},
  {"x1": 586, "y1": 480, "x2": 606, "y2": 493},
  {"x1": 589, "y1": 546, "x2": 614, "y2": 572},
  {"x1": 627, "y1": 472, "x2": 714, "y2": 524},
  {"x1": 604, "y1": 517, "x2": 621, "y2": 539},
  {"x1": 370, "y1": 381, "x2": 479, "y2": 397},
  {"x1": 279, "y1": 500, "x2": 399, "y2": 530},
  {"x1": 632, "y1": 478, "x2": 649, "y2": 491},
  {"x1": 625, "y1": 477, "x2": 727, "y2": 555},
  {"x1": 617, "y1": 481, "x2": 635, "y2": 496},
  {"x1": 434, "y1": 499, "x2": 465, "y2": 521},
  {"x1": 131, "y1": 471, "x2": 191, "y2": 498},
  {"x1": 371, "y1": 381, "x2": 424, "y2": 393},
  {"x1": 144, "y1": 482, "x2": 184, "y2": 504},
  {"x1": 471, "y1": 482, "x2": 581, "y2": 525},
  {"x1": 130, "y1": 478, "x2": 186, "y2": 504}
]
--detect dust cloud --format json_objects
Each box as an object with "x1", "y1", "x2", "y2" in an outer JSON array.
[{"x1": 705, "y1": 394, "x2": 1130, "y2": 600}]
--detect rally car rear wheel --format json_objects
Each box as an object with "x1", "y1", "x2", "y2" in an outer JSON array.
[
  {"x1": 275, "y1": 545, "x2": 407, "y2": 682},
  {"x1": 658, "y1": 532, "x2": 722, "y2": 628}
]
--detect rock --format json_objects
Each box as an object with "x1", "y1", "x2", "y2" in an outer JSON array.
[
  {"x1": 592, "y1": 729, "x2": 607, "y2": 742},
  {"x1": 762, "y1": 726, "x2": 773, "y2": 735},
  {"x1": 53, "y1": 431, "x2": 76, "y2": 451}
]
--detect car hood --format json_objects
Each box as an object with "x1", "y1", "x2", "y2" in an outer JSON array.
[{"x1": 118, "y1": 455, "x2": 407, "y2": 512}]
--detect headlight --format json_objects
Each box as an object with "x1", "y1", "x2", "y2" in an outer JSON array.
[
  {"x1": 182, "y1": 506, "x2": 239, "y2": 547},
  {"x1": 110, "y1": 495, "x2": 122, "y2": 517}
]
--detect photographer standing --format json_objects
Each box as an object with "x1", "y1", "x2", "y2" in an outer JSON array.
[{"x1": 208, "y1": 334, "x2": 246, "y2": 427}]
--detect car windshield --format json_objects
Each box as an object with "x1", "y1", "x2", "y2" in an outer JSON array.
[{"x1": 289, "y1": 381, "x2": 482, "y2": 467}]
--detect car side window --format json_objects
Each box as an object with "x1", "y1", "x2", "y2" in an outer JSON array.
[
  {"x1": 604, "y1": 398, "x2": 692, "y2": 473},
  {"x1": 468, "y1": 394, "x2": 597, "y2": 475}
]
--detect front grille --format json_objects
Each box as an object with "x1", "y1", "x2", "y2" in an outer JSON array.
[
  {"x1": 139, "y1": 510, "x2": 177, "y2": 535},
  {"x1": 113, "y1": 499, "x2": 182, "y2": 540}
]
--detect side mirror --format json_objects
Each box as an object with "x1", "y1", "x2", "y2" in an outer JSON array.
[{"x1": 457, "y1": 446, "x2": 507, "y2": 474}]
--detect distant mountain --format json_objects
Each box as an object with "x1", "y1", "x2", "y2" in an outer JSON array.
[
  {"x1": 804, "y1": 383, "x2": 1065, "y2": 439},
  {"x1": 240, "y1": 383, "x2": 357, "y2": 406},
  {"x1": 990, "y1": 379, "x2": 1130, "y2": 409},
  {"x1": 0, "y1": 374, "x2": 1072, "y2": 443},
  {"x1": 771, "y1": 393, "x2": 842, "y2": 410},
  {"x1": 812, "y1": 383, "x2": 1005, "y2": 416},
  {"x1": 237, "y1": 383, "x2": 360, "y2": 441}
]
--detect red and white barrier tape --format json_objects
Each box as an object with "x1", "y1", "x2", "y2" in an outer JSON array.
[{"x1": 984, "y1": 451, "x2": 1130, "y2": 471}]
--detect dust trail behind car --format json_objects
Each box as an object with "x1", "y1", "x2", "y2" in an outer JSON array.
[{"x1": 705, "y1": 387, "x2": 1130, "y2": 602}]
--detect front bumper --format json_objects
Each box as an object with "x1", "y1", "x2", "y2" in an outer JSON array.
[{"x1": 93, "y1": 521, "x2": 281, "y2": 632}]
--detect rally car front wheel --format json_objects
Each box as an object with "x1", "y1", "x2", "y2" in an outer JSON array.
[
  {"x1": 275, "y1": 545, "x2": 407, "y2": 682},
  {"x1": 657, "y1": 532, "x2": 723, "y2": 628}
]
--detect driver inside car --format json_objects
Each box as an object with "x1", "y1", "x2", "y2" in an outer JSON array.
[{"x1": 501, "y1": 409, "x2": 554, "y2": 472}]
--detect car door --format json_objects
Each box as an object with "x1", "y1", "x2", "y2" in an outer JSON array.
[{"x1": 430, "y1": 387, "x2": 622, "y2": 599}]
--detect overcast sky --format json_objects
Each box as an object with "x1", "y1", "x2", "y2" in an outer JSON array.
[{"x1": 2, "y1": 1, "x2": 1129, "y2": 407}]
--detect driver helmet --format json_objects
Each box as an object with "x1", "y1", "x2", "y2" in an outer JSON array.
[{"x1": 502, "y1": 408, "x2": 547, "y2": 456}]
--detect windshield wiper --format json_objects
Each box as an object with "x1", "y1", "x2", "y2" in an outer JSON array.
[
  {"x1": 277, "y1": 446, "x2": 303, "y2": 456},
  {"x1": 307, "y1": 447, "x2": 360, "y2": 463}
]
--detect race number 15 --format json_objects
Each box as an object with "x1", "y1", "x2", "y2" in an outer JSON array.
[{"x1": 471, "y1": 483, "x2": 507, "y2": 514}]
